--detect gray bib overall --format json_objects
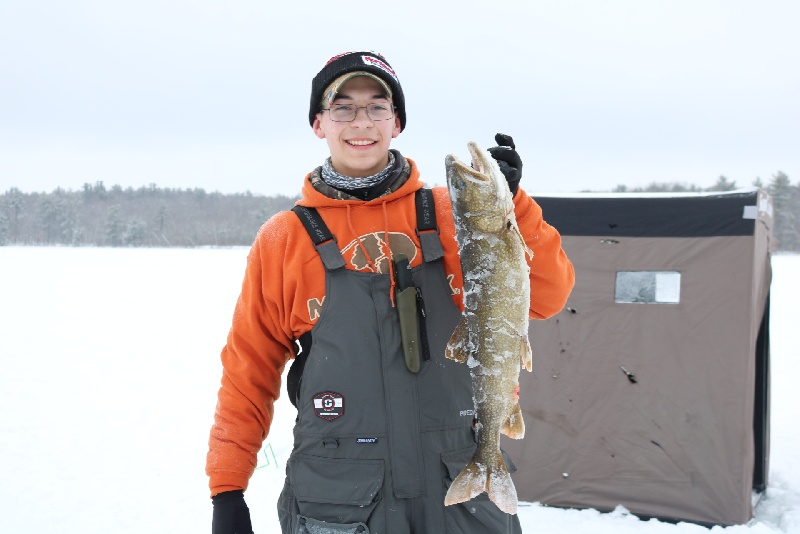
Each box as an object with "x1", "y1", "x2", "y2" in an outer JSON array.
[{"x1": 278, "y1": 191, "x2": 522, "y2": 534}]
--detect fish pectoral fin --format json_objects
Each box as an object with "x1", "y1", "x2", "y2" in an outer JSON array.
[
  {"x1": 512, "y1": 222, "x2": 534, "y2": 260},
  {"x1": 502, "y1": 402, "x2": 525, "y2": 439},
  {"x1": 520, "y1": 335, "x2": 532, "y2": 372},
  {"x1": 445, "y1": 318, "x2": 469, "y2": 364}
]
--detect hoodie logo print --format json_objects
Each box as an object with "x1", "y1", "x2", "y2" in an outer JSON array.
[
  {"x1": 306, "y1": 232, "x2": 418, "y2": 320},
  {"x1": 341, "y1": 232, "x2": 416, "y2": 274}
]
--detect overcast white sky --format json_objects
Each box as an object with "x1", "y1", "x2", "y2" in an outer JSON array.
[{"x1": 1, "y1": 0, "x2": 798, "y2": 197}]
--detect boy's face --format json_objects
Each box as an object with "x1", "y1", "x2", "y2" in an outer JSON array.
[{"x1": 312, "y1": 76, "x2": 402, "y2": 178}]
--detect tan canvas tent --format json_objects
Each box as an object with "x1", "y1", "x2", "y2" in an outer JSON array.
[{"x1": 504, "y1": 189, "x2": 772, "y2": 526}]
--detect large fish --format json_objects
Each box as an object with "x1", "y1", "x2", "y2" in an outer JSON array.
[{"x1": 443, "y1": 141, "x2": 533, "y2": 515}]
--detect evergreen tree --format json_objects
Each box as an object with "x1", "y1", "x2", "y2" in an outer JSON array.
[
  {"x1": 38, "y1": 194, "x2": 75, "y2": 244},
  {"x1": 768, "y1": 171, "x2": 798, "y2": 251},
  {"x1": 707, "y1": 175, "x2": 737, "y2": 192},
  {"x1": 105, "y1": 205, "x2": 123, "y2": 246},
  {"x1": 0, "y1": 212, "x2": 8, "y2": 245},
  {"x1": 4, "y1": 187, "x2": 24, "y2": 244},
  {"x1": 612, "y1": 182, "x2": 702, "y2": 193},
  {"x1": 123, "y1": 217, "x2": 147, "y2": 247}
]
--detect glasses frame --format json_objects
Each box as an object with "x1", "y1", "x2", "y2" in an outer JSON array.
[{"x1": 320, "y1": 103, "x2": 396, "y2": 123}]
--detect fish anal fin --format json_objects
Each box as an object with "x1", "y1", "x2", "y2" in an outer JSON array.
[
  {"x1": 445, "y1": 318, "x2": 469, "y2": 364},
  {"x1": 502, "y1": 402, "x2": 525, "y2": 439}
]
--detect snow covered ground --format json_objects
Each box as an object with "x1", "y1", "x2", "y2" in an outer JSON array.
[{"x1": 0, "y1": 247, "x2": 798, "y2": 533}]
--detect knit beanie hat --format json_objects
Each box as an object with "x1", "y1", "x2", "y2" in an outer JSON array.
[{"x1": 309, "y1": 51, "x2": 406, "y2": 131}]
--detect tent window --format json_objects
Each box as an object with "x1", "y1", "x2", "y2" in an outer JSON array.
[{"x1": 615, "y1": 271, "x2": 681, "y2": 304}]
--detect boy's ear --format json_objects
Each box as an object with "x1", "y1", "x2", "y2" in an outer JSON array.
[
  {"x1": 312, "y1": 115, "x2": 326, "y2": 139},
  {"x1": 392, "y1": 116, "x2": 402, "y2": 138}
]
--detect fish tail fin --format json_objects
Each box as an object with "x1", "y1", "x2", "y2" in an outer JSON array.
[
  {"x1": 445, "y1": 318, "x2": 469, "y2": 364},
  {"x1": 486, "y1": 454, "x2": 519, "y2": 515},
  {"x1": 502, "y1": 401, "x2": 525, "y2": 439},
  {"x1": 444, "y1": 458, "x2": 486, "y2": 507},
  {"x1": 444, "y1": 454, "x2": 519, "y2": 515},
  {"x1": 520, "y1": 335, "x2": 532, "y2": 372}
]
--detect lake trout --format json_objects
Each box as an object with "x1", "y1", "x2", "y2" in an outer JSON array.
[{"x1": 443, "y1": 141, "x2": 533, "y2": 515}]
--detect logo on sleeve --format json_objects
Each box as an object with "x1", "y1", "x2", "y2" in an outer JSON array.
[{"x1": 313, "y1": 391, "x2": 344, "y2": 421}]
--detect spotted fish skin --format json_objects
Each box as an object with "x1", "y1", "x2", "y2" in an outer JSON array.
[{"x1": 443, "y1": 141, "x2": 533, "y2": 515}]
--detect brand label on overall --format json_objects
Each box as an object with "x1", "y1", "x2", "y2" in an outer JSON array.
[{"x1": 313, "y1": 391, "x2": 344, "y2": 421}]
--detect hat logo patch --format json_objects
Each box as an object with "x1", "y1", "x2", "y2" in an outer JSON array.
[
  {"x1": 313, "y1": 391, "x2": 344, "y2": 421},
  {"x1": 361, "y1": 55, "x2": 398, "y2": 83},
  {"x1": 325, "y1": 51, "x2": 355, "y2": 66}
]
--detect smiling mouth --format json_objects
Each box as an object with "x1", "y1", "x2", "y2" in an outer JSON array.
[{"x1": 347, "y1": 140, "x2": 377, "y2": 146}]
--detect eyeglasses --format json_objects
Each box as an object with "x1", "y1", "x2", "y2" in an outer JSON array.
[{"x1": 321, "y1": 103, "x2": 395, "y2": 122}]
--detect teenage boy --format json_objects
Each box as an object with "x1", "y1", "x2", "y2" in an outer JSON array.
[{"x1": 207, "y1": 50, "x2": 575, "y2": 534}]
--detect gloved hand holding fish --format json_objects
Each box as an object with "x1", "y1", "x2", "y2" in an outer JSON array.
[{"x1": 443, "y1": 139, "x2": 534, "y2": 515}]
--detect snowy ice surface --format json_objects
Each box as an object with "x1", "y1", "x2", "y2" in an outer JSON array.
[{"x1": 0, "y1": 247, "x2": 798, "y2": 534}]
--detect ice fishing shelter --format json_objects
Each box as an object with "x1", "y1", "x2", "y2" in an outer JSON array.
[{"x1": 503, "y1": 189, "x2": 773, "y2": 526}]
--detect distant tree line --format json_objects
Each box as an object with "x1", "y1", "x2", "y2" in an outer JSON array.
[
  {"x1": 1, "y1": 172, "x2": 797, "y2": 250},
  {"x1": 609, "y1": 171, "x2": 798, "y2": 251},
  {"x1": 0, "y1": 182, "x2": 297, "y2": 247}
]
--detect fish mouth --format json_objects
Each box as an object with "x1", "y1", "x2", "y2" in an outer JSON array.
[
  {"x1": 466, "y1": 141, "x2": 491, "y2": 178},
  {"x1": 446, "y1": 142, "x2": 491, "y2": 184},
  {"x1": 446, "y1": 157, "x2": 488, "y2": 196}
]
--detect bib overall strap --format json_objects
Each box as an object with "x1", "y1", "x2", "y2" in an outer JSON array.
[
  {"x1": 414, "y1": 188, "x2": 444, "y2": 263},
  {"x1": 291, "y1": 206, "x2": 346, "y2": 271}
]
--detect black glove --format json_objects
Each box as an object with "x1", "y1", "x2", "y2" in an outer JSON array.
[
  {"x1": 212, "y1": 490, "x2": 254, "y2": 534},
  {"x1": 487, "y1": 133, "x2": 522, "y2": 196}
]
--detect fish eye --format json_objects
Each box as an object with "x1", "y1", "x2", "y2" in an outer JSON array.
[{"x1": 506, "y1": 220, "x2": 513, "y2": 230}]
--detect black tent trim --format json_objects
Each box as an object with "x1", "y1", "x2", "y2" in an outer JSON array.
[{"x1": 535, "y1": 192, "x2": 758, "y2": 237}]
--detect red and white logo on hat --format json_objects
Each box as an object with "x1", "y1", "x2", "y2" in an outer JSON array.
[
  {"x1": 313, "y1": 391, "x2": 344, "y2": 421},
  {"x1": 325, "y1": 52, "x2": 353, "y2": 65},
  {"x1": 361, "y1": 55, "x2": 398, "y2": 83}
]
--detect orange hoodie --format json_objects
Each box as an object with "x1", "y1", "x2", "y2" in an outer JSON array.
[{"x1": 206, "y1": 158, "x2": 575, "y2": 496}]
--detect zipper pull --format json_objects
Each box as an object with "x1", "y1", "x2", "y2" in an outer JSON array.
[
  {"x1": 416, "y1": 288, "x2": 431, "y2": 361},
  {"x1": 415, "y1": 287, "x2": 426, "y2": 318}
]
